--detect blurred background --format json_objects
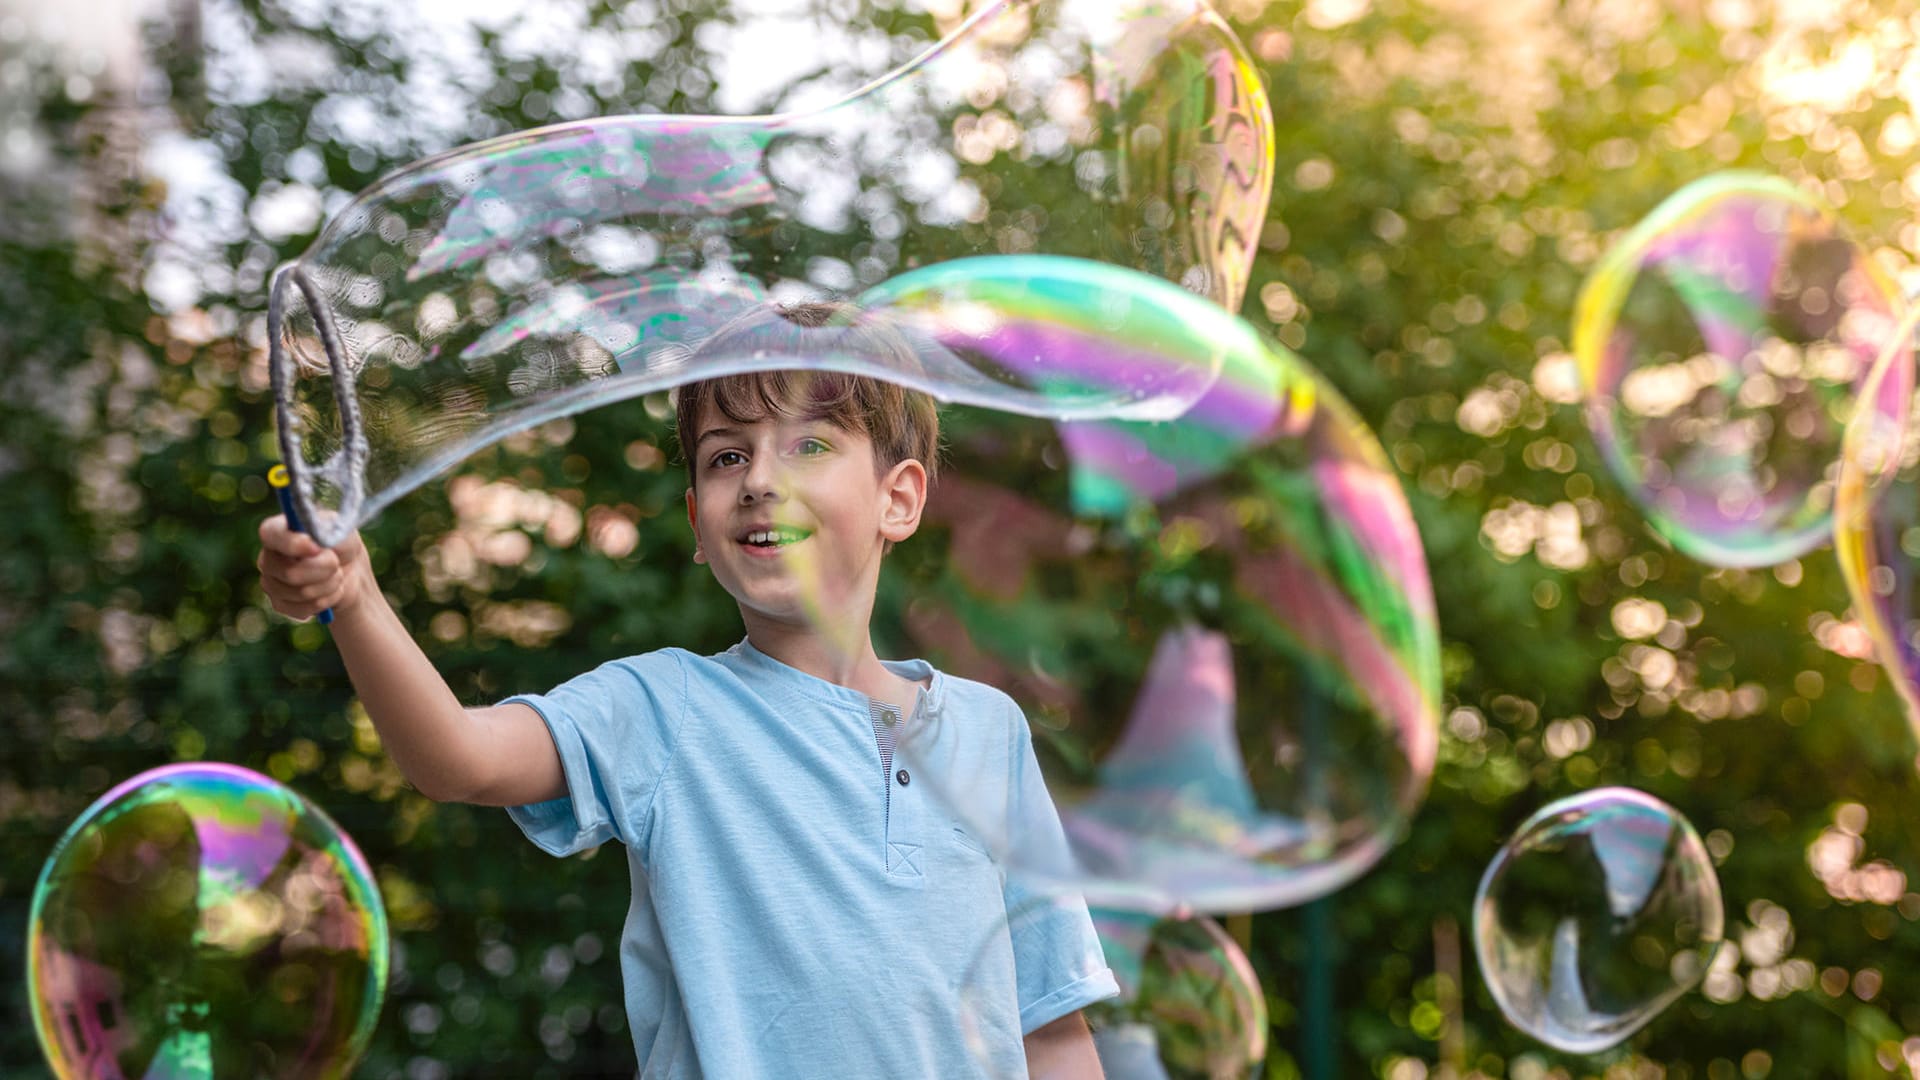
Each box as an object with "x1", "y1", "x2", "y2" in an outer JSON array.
[{"x1": 5, "y1": 0, "x2": 1920, "y2": 1076}]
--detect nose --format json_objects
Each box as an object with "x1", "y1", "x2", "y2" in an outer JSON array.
[{"x1": 738, "y1": 451, "x2": 786, "y2": 504}]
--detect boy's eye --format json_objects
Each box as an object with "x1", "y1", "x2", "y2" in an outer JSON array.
[
  {"x1": 710, "y1": 450, "x2": 746, "y2": 469},
  {"x1": 797, "y1": 437, "x2": 830, "y2": 455}
]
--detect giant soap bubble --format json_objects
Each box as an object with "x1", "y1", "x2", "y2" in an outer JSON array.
[
  {"x1": 1473, "y1": 787, "x2": 1723, "y2": 1055},
  {"x1": 28, "y1": 763, "x2": 389, "y2": 1079},
  {"x1": 260, "y1": 0, "x2": 1427, "y2": 918},
  {"x1": 894, "y1": 273, "x2": 1440, "y2": 915},
  {"x1": 1834, "y1": 304, "x2": 1920, "y2": 738},
  {"x1": 1573, "y1": 172, "x2": 1905, "y2": 568},
  {"x1": 268, "y1": 0, "x2": 1273, "y2": 544}
]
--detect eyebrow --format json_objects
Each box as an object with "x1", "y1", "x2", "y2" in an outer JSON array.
[
  {"x1": 694, "y1": 425, "x2": 740, "y2": 450},
  {"x1": 696, "y1": 418, "x2": 839, "y2": 450}
]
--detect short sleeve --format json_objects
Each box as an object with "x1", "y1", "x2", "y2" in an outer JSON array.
[
  {"x1": 502, "y1": 649, "x2": 688, "y2": 859},
  {"x1": 1001, "y1": 706, "x2": 1120, "y2": 1034}
]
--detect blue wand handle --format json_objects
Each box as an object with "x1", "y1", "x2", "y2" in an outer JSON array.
[{"x1": 268, "y1": 464, "x2": 334, "y2": 626}]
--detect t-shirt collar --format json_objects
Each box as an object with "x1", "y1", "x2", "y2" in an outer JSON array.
[{"x1": 729, "y1": 636, "x2": 945, "y2": 723}]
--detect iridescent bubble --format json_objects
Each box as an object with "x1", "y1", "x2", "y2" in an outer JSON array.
[
  {"x1": 955, "y1": 902, "x2": 1264, "y2": 1080},
  {"x1": 1834, "y1": 304, "x2": 1920, "y2": 736},
  {"x1": 896, "y1": 280, "x2": 1440, "y2": 915},
  {"x1": 1573, "y1": 171, "x2": 1905, "y2": 567},
  {"x1": 28, "y1": 763, "x2": 389, "y2": 1080},
  {"x1": 1473, "y1": 787, "x2": 1723, "y2": 1054},
  {"x1": 267, "y1": 0, "x2": 1274, "y2": 545},
  {"x1": 1085, "y1": 909, "x2": 1267, "y2": 1080}
]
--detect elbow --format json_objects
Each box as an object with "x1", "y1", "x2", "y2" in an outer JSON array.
[
  {"x1": 402, "y1": 766, "x2": 477, "y2": 804},
  {"x1": 409, "y1": 760, "x2": 526, "y2": 806},
  {"x1": 393, "y1": 727, "x2": 493, "y2": 804},
  {"x1": 407, "y1": 776, "x2": 462, "y2": 804}
]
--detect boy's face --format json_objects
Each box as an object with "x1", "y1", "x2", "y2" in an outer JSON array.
[{"x1": 684, "y1": 403, "x2": 927, "y2": 633}]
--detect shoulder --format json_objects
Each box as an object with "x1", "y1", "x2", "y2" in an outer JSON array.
[
  {"x1": 644, "y1": 645, "x2": 792, "y2": 707},
  {"x1": 928, "y1": 665, "x2": 1030, "y2": 743},
  {"x1": 565, "y1": 648, "x2": 693, "y2": 706},
  {"x1": 935, "y1": 667, "x2": 1022, "y2": 711},
  {"x1": 594, "y1": 647, "x2": 691, "y2": 681}
]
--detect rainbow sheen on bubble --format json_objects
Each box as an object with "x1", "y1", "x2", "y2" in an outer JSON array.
[
  {"x1": 1473, "y1": 787, "x2": 1723, "y2": 1055},
  {"x1": 1573, "y1": 171, "x2": 1904, "y2": 567},
  {"x1": 268, "y1": 0, "x2": 1274, "y2": 546},
  {"x1": 1835, "y1": 304, "x2": 1920, "y2": 738},
  {"x1": 954, "y1": 901, "x2": 1263, "y2": 1080},
  {"x1": 896, "y1": 292, "x2": 1440, "y2": 915},
  {"x1": 1085, "y1": 909, "x2": 1267, "y2": 1080},
  {"x1": 28, "y1": 763, "x2": 389, "y2": 1080}
]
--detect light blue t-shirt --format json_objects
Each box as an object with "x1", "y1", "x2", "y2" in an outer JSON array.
[{"x1": 503, "y1": 638, "x2": 1118, "y2": 1079}]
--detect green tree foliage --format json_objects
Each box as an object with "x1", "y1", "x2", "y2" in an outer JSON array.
[{"x1": 6, "y1": 0, "x2": 1920, "y2": 1076}]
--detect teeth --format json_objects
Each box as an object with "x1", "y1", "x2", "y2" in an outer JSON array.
[{"x1": 746, "y1": 529, "x2": 806, "y2": 545}]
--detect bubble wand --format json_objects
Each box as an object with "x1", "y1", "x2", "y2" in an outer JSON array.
[{"x1": 268, "y1": 464, "x2": 334, "y2": 626}]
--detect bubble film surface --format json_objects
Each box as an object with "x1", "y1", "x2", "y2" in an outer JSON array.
[
  {"x1": 27, "y1": 763, "x2": 389, "y2": 1080},
  {"x1": 954, "y1": 902, "x2": 1263, "y2": 1080},
  {"x1": 1084, "y1": 909, "x2": 1267, "y2": 1080},
  {"x1": 896, "y1": 289, "x2": 1440, "y2": 915},
  {"x1": 1835, "y1": 304, "x2": 1920, "y2": 736},
  {"x1": 1573, "y1": 171, "x2": 1904, "y2": 567},
  {"x1": 1473, "y1": 787, "x2": 1723, "y2": 1055},
  {"x1": 269, "y1": 0, "x2": 1273, "y2": 546}
]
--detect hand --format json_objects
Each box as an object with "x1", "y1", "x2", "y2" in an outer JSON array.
[{"x1": 257, "y1": 516, "x2": 372, "y2": 621}]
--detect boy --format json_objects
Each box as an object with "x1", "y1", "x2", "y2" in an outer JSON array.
[{"x1": 257, "y1": 301, "x2": 1118, "y2": 1078}]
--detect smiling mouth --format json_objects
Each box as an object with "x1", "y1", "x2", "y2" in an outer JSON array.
[{"x1": 740, "y1": 527, "x2": 812, "y2": 549}]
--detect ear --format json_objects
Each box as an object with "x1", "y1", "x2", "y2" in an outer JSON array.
[
  {"x1": 878, "y1": 458, "x2": 929, "y2": 546},
  {"x1": 686, "y1": 488, "x2": 707, "y2": 565}
]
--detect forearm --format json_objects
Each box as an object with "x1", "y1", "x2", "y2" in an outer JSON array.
[
  {"x1": 327, "y1": 564, "x2": 485, "y2": 801},
  {"x1": 258, "y1": 518, "x2": 535, "y2": 803},
  {"x1": 1023, "y1": 1012, "x2": 1105, "y2": 1080}
]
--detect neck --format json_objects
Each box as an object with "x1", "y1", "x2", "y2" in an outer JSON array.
[{"x1": 741, "y1": 612, "x2": 895, "y2": 697}]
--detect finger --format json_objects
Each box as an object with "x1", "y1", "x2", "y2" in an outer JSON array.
[
  {"x1": 335, "y1": 530, "x2": 366, "y2": 562},
  {"x1": 293, "y1": 576, "x2": 343, "y2": 599},
  {"x1": 276, "y1": 571, "x2": 337, "y2": 605},
  {"x1": 257, "y1": 552, "x2": 306, "y2": 591},
  {"x1": 260, "y1": 515, "x2": 322, "y2": 558},
  {"x1": 284, "y1": 552, "x2": 342, "y2": 588},
  {"x1": 264, "y1": 592, "x2": 313, "y2": 621},
  {"x1": 261, "y1": 533, "x2": 337, "y2": 574}
]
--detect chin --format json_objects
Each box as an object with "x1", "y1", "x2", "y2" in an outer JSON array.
[{"x1": 732, "y1": 593, "x2": 804, "y2": 621}]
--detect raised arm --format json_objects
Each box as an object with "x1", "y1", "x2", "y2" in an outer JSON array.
[{"x1": 257, "y1": 515, "x2": 563, "y2": 806}]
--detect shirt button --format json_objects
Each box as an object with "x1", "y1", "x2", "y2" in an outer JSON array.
[{"x1": 895, "y1": 769, "x2": 910, "y2": 787}]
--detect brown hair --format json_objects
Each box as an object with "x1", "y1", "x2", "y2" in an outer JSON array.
[{"x1": 672, "y1": 301, "x2": 943, "y2": 494}]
